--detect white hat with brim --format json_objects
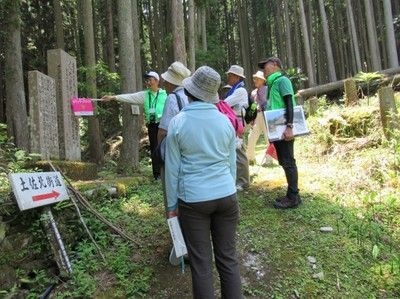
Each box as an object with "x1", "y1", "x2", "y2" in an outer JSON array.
[
  {"x1": 252, "y1": 70, "x2": 265, "y2": 81},
  {"x1": 161, "y1": 61, "x2": 191, "y2": 86},
  {"x1": 144, "y1": 71, "x2": 160, "y2": 81},
  {"x1": 226, "y1": 65, "x2": 246, "y2": 78},
  {"x1": 182, "y1": 66, "x2": 221, "y2": 104}
]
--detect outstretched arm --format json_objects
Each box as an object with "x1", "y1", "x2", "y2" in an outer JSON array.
[{"x1": 101, "y1": 91, "x2": 147, "y2": 105}]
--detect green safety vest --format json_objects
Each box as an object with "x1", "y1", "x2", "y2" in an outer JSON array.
[{"x1": 143, "y1": 89, "x2": 167, "y2": 123}]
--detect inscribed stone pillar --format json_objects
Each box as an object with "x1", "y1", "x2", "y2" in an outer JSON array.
[
  {"x1": 47, "y1": 49, "x2": 81, "y2": 161},
  {"x1": 28, "y1": 71, "x2": 59, "y2": 159},
  {"x1": 378, "y1": 86, "x2": 399, "y2": 140}
]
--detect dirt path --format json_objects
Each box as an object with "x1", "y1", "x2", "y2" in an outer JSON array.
[
  {"x1": 147, "y1": 248, "x2": 271, "y2": 298},
  {"x1": 148, "y1": 159, "x2": 286, "y2": 298}
]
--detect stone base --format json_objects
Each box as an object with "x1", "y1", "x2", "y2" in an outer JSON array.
[{"x1": 35, "y1": 160, "x2": 98, "y2": 181}]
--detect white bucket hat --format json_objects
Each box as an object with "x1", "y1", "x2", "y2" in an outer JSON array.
[
  {"x1": 252, "y1": 70, "x2": 265, "y2": 81},
  {"x1": 182, "y1": 66, "x2": 221, "y2": 104},
  {"x1": 226, "y1": 65, "x2": 246, "y2": 78},
  {"x1": 161, "y1": 61, "x2": 191, "y2": 86}
]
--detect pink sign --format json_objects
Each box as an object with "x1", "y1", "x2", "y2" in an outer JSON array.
[{"x1": 71, "y1": 97, "x2": 94, "y2": 116}]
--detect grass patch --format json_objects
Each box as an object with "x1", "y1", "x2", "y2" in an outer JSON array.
[{"x1": 1, "y1": 94, "x2": 399, "y2": 297}]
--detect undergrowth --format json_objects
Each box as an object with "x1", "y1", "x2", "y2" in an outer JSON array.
[{"x1": 0, "y1": 94, "x2": 399, "y2": 298}]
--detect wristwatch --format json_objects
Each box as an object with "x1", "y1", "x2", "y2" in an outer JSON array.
[{"x1": 286, "y1": 123, "x2": 294, "y2": 128}]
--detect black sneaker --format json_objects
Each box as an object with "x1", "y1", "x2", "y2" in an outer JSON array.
[
  {"x1": 275, "y1": 195, "x2": 302, "y2": 203},
  {"x1": 273, "y1": 196, "x2": 301, "y2": 209},
  {"x1": 275, "y1": 195, "x2": 287, "y2": 202}
]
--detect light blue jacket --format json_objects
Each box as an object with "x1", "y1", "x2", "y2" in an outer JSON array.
[{"x1": 165, "y1": 101, "x2": 237, "y2": 211}]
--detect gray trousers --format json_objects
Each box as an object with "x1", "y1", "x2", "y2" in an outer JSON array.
[
  {"x1": 161, "y1": 166, "x2": 168, "y2": 213},
  {"x1": 236, "y1": 143, "x2": 250, "y2": 188},
  {"x1": 178, "y1": 194, "x2": 242, "y2": 299}
]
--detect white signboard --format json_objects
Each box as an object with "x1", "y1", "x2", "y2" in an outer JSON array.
[
  {"x1": 264, "y1": 105, "x2": 310, "y2": 142},
  {"x1": 131, "y1": 105, "x2": 140, "y2": 115},
  {"x1": 9, "y1": 172, "x2": 69, "y2": 211}
]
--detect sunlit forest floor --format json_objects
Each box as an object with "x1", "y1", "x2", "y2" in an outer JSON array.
[
  {"x1": 147, "y1": 131, "x2": 400, "y2": 298},
  {"x1": 1, "y1": 94, "x2": 399, "y2": 298}
]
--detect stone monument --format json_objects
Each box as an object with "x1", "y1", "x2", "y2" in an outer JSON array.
[
  {"x1": 47, "y1": 49, "x2": 81, "y2": 161},
  {"x1": 28, "y1": 71, "x2": 60, "y2": 160}
]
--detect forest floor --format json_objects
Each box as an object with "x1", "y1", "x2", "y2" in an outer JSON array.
[
  {"x1": 1, "y1": 95, "x2": 400, "y2": 298},
  {"x1": 144, "y1": 134, "x2": 400, "y2": 298}
]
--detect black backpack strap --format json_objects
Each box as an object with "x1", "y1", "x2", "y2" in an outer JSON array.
[{"x1": 171, "y1": 91, "x2": 183, "y2": 111}]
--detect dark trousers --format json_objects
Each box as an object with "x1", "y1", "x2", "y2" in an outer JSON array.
[
  {"x1": 147, "y1": 122, "x2": 161, "y2": 179},
  {"x1": 273, "y1": 139, "x2": 299, "y2": 199},
  {"x1": 236, "y1": 144, "x2": 250, "y2": 188},
  {"x1": 179, "y1": 194, "x2": 242, "y2": 299}
]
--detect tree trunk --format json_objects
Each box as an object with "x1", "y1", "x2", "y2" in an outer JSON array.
[
  {"x1": 318, "y1": 0, "x2": 337, "y2": 82},
  {"x1": 148, "y1": 0, "x2": 158, "y2": 69},
  {"x1": 171, "y1": 0, "x2": 187, "y2": 64},
  {"x1": 238, "y1": 0, "x2": 251, "y2": 89},
  {"x1": 131, "y1": 0, "x2": 143, "y2": 89},
  {"x1": 356, "y1": 0, "x2": 369, "y2": 71},
  {"x1": 0, "y1": 52, "x2": 5, "y2": 122},
  {"x1": 105, "y1": 0, "x2": 116, "y2": 72},
  {"x1": 250, "y1": 0, "x2": 261, "y2": 62},
  {"x1": 297, "y1": 67, "x2": 400, "y2": 101},
  {"x1": 187, "y1": 0, "x2": 195, "y2": 72},
  {"x1": 393, "y1": 0, "x2": 400, "y2": 15},
  {"x1": 364, "y1": 0, "x2": 382, "y2": 71},
  {"x1": 131, "y1": 0, "x2": 144, "y2": 130},
  {"x1": 81, "y1": 0, "x2": 104, "y2": 164},
  {"x1": 117, "y1": 0, "x2": 140, "y2": 173},
  {"x1": 383, "y1": 0, "x2": 399, "y2": 68},
  {"x1": 315, "y1": 19, "x2": 325, "y2": 83},
  {"x1": 4, "y1": 0, "x2": 29, "y2": 150},
  {"x1": 346, "y1": 0, "x2": 362, "y2": 73},
  {"x1": 73, "y1": 2, "x2": 82, "y2": 66},
  {"x1": 200, "y1": 6, "x2": 207, "y2": 51},
  {"x1": 294, "y1": 7, "x2": 303, "y2": 72},
  {"x1": 376, "y1": 0, "x2": 387, "y2": 69},
  {"x1": 298, "y1": 0, "x2": 316, "y2": 86},
  {"x1": 274, "y1": 1, "x2": 284, "y2": 59},
  {"x1": 53, "y1": 0, "x2": 65, "y2": 50},
  {"x1": 283, "y1": 0, "x2": 293, "y2": 68},
  {"x1": 306, "y1": 0, "x2": 317, "y2": 81}
]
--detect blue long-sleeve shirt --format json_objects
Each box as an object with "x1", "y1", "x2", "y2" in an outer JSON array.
[{"x1": 165, "y1": 101, "x2": 237, "y2": 211}]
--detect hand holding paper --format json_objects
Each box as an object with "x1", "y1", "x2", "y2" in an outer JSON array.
[{"x1": 167, "y1": 217, "x2": 187, "y2": 259}]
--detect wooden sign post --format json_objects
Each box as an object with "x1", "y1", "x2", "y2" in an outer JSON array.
[{"x1": 9, "y1": 172, "x2": 72, "y2": 275}]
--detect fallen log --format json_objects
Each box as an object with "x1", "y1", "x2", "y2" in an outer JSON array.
[{"x1": 296, "y1": 67, "x2": 400, "y2": 102}]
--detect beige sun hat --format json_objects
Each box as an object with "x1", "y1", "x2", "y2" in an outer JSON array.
[
  {"x1": 182, "y1": 66, "x2": 221, "y2": 104},
  {"x1": 226, "y1": 65, "x2": 246, "y2": 78},
  {"x1": 161, "y1": 61, "x2": 191, "y2": 86},
  {"x1": 252, "y1": 70, "x2": 265, "y2": 81}
]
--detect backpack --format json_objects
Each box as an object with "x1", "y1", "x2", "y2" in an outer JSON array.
[
  {"x1": 243, "y1": 94, "x2": 258, "y2": 124},
  {"x1": 216, "y1": 100, "x2": 245, "y2": 137},
  {"x1": 152, "y1": 92, "x2": 184, "y2": 165}
]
